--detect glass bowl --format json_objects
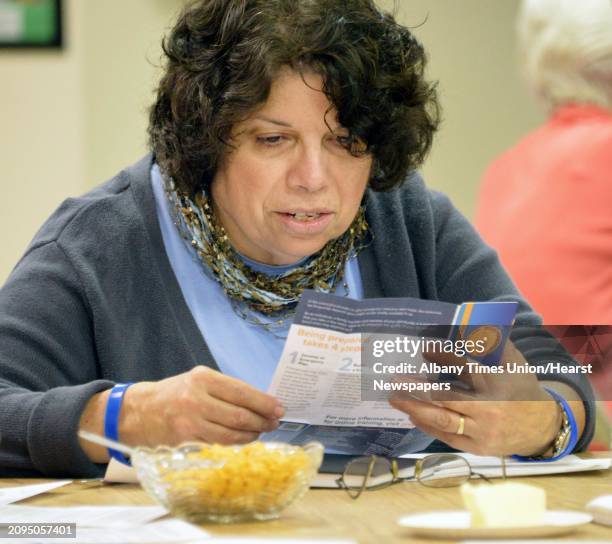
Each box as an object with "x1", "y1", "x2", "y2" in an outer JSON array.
[{"x1": 132, "y1": 440, "x2": 324, "y2": 524}]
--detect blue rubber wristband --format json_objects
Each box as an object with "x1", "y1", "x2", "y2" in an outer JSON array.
[
  {"x1": 104, "y1": 383, "x2": 134, "y2": 466},
  {"x1": 512, "y1": 386, "x2": 579, "y2": 463}
]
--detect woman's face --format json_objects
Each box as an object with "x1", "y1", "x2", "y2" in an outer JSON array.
[{"x1": 211, "y1": 69, "x2": 373, "y2": 266}]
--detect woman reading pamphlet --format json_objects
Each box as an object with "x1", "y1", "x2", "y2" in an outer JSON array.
[{"x1": 0, "y1": 0, "x2": 595, "y2": 477}]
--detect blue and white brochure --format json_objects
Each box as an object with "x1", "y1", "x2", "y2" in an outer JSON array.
[{"x1": 264, "y1": 290, "x2": 517, "y2": 456}]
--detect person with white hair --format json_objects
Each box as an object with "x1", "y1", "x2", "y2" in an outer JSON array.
[
  {"x1": 476, "y1": 0, "x2": 612, "y2": 325},
  {"x1": 475, "y1": 0, "x2": 612, "y2": 448}
]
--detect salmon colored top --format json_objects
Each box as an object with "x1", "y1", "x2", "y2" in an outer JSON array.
[{"x1": 475, "y1": 104, "x2": 612, "y2": 325}]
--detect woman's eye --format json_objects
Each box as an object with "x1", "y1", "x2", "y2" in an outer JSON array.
[
  {"x1": 334, "y1": 134, "x2": 368, "y2": 154},
  {"x1": 335, "y1": 135, "x2": 352, "y2": 146},
  {"x1": 256, "y1": 135, "x2": 285, "y2": 146}
]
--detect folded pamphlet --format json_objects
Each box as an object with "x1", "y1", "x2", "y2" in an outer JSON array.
[{"x1": 264, "y1": 290, "x2": 518, "y2": 456}]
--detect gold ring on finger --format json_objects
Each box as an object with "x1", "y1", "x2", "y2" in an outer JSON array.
[{"x1": 456, "y1": 415, "x2": 465, "y2": 436}]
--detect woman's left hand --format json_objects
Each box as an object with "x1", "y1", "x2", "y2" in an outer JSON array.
[{"x1": 389, "y1": 341, "x2": 565, "y2": 457}]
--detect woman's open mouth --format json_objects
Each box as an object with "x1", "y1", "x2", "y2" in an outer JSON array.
[
  {"x1": 287, "y1": 212, "x2": 322, "y2": 222},
  {"x1": 276, "y1": 211, "x2": 334, "y2": 235}
]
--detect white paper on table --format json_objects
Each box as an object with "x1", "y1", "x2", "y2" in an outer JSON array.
[
  {"x1": 7, "y1": 519, "x2": 209, "y2": 543},
  {"x1": 398, "y1": 452, "x2": 611, "y2": 478},
  {"x1": 206, "y1": 540, "x2": 356, "y2": 544},
  {"x1": 462, "y1": 541, "x2": 608, "y2": 544},
  {"x1": 268, "y1": 325, "x2": 413, "y2": 428},
  {"x1": 0, "y1": 480, "x2": 72, "y2": 505},
  {"x1": 103, "y1": 457, "x2": 138, "y2": 484},
  {"x1": 0, "y1": 505, "x2": 167, "y2": 527}
]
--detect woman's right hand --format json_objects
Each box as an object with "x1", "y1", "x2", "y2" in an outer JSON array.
[{"x1": 78, "y1": 365, "x2": 284, "y2": 463}]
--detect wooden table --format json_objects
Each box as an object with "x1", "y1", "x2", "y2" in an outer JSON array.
[{"x1": 3, "y1": 454, "x2": 612, "y2": 543}]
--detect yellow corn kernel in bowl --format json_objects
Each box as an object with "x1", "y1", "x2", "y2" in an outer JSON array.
[{"x1": 132, "y1": 441, "x2": 323, "y2": 523}]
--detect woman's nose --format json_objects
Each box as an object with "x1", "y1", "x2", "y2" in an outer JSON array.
[{"x1": 287, "y1": 147, "x2": 327, "y2": 193}]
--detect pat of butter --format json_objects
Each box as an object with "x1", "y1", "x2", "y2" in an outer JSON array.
[{"x1": 461, "y1": 482, "x2": 546, "y2": 528}]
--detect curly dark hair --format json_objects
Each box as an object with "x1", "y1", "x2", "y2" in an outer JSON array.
[{"x1": 149, "y1": 0, "x2": 440, "y2": 196}]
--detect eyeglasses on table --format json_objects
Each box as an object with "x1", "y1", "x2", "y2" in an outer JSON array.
[{"x1": 336, "y1": 452, "x2": 498, "y2": 500}]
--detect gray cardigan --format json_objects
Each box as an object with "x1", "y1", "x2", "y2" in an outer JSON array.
[{"x1": 0, "y1": 154, "x2": 594, "y2": 477}]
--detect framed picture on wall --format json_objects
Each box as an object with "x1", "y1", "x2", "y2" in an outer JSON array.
[{"x1": 0, "y1": 0, "x2": 62, "y2": 48}]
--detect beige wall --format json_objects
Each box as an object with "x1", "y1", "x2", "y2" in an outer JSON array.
[
  {"x1": 384, "y1": 0, "x2": 544, "y2": 214},
  {"x1": 80, "y1": 0, "x2": 183, "y2": 186},
  {"x1": 0, "y1": 0, "x2": 543, "y2": 284}
]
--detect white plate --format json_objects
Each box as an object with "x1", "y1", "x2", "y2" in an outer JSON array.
[{"x1": 397, "y1": 510, "x2": 592, "y2": 539}]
